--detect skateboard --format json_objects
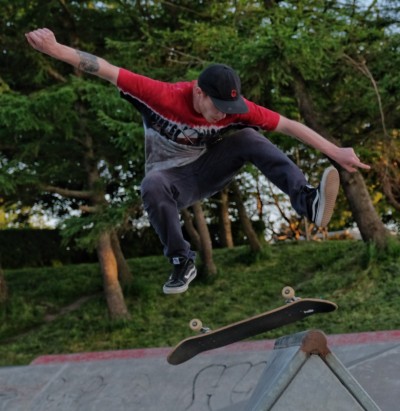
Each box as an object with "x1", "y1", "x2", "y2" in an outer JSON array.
[{"x1": 167, "y1": 287, "x2": 337, "y2": 365}]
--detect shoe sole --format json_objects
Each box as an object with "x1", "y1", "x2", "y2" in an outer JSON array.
[
  {"x1": 163, "y1": 269, "x2": 197, "y2": 295},
  {"x1": 315, "y1": 166, "x2": 340, "y2": 227}
]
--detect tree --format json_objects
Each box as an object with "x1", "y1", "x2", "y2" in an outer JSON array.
[
  {"x1": 218, "y1": 188, "x2": 234, "y2": 248},
  {"x1": 230, "y1": 180, "x2": 263, "y2": 253},
  {"x1": 97, "y1": 232, "x2": 129, "y2": 319},
  {"x1": 192, "y1": 202, "x2": 217, "y2": 275},
  {"x1": 0, "y1": 0, "x2": 147, "y2": 319},
  {"x1": 182, "y1": 202, "x2": 217, "y2": 276},
  {"x1": 291, "y1": 69, "x2": 389, "y2": 247},
  {"x1": 232, "y1": 0, "x2": 399, "y2": 246}
]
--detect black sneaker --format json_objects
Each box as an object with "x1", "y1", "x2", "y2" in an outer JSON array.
[
  {"x1": 163, "y1": 257, "x2": 197, "y2": 295},
  {"x1": 307, "y1": 166, "x2": 340, "y2": 227}
]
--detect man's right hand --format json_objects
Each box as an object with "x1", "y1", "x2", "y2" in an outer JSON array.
[
  {"x1": 25, "y1": 28, "x2": 58, "y2": 57},
  {"x1": 24, "y1": 28, "x2": 120, "y2": 85}
]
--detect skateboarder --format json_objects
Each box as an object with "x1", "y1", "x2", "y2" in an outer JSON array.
[{"x1": 25, "y1": 28, "x2": 370, "y2": 295}]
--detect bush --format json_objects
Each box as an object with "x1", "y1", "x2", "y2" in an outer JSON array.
[{"x1": 0, "y1": 229, "x2": 96, "y2": 269}]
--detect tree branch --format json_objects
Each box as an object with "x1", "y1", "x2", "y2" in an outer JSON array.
[
  {"x1": 79, "y1": 204, "x2": 97, "y2": 213},
  {"x1": 42, "y1": 184, "x2": 92, "y2": 200},
  {"x1": 342, "y1": 53, "x2": 388, "y2": 138}
]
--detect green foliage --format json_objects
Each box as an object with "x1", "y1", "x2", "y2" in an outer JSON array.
[
  {"x1": 0, "y1": 229, "x2": 97, "y2": 269},
  {"x1": 0, "y1": 227, "x2": 165, "y2": 268},
  {"x1": 0, "y1": 0, "x2": 147, "y2": 250},
  {"x1": 0, "y1": 240, "x2": 399, "y2": 365},
  {"x1": 0, "y1": 0, "x2": 399, "y2": 255}
]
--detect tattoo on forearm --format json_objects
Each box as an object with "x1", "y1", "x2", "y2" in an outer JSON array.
[{"x1": 76, "y1": 50, "x2": 100, "y2": 73}]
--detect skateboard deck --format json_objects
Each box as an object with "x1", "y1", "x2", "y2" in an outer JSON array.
[{"x1": 167, "y1": 292, "x2": 337, "y2": 365}]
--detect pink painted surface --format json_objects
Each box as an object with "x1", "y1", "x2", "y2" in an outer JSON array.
[{"x1": 31, "y1": 329, "x2": 400, "y2": 365}]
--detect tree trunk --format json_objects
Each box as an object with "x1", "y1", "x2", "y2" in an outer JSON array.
[
  {"x1": 81, "y1": 131, "x2": 132, "y2": 314},
  {"x1": 219, "y1": 188, "x2": 234, "y2": 248},
  {"x1": 0, "y1": 265, "x2": 8, "y2": 304},
  {"x1": 97, "y1": 231, "x2": 130, "y2": 320},
  {"x1": 338, "y1": 170, "x2": 389, "y2": 248},
  {"x1": 192, "y1": 201, "x2": 217, "y2": 275},
  {"x1": 110, "y1": 230, "x2": 133, "y2": 286},
  {"x1": 291, "y1": 69, "x2": 389, "y2": 248},
  {"x1": 181, "y1": 208, "x2": 201, "y2": 250},
  {"x1": 230, "y1": 181, "x2": 262, "y2": 253}
]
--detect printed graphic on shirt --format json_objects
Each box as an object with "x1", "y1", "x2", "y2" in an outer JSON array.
[
  {"x1": 122, "y1": 91, "x2": 246, "y2": 147},
  {"x1": 146, "y1": 103, "x2": 215, "y2": 146}
]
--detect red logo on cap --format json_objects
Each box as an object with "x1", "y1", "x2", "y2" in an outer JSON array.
[{"x1": 231, "y1": 89, "x2": 237, "y2": 98}]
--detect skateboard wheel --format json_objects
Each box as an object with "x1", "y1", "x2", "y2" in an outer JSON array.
[
  {"x1": 282, "y1": 286, "x2": 295, "y2": 300},
  {"x1": 189, "y1": 318, "x2": 203, "y2": 331}
]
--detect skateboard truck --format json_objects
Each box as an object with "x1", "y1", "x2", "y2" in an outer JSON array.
[
  {"x1": 189, "y1": 318, "x2": 210, "y2": 334},
  {"x1": 282, "y1": 286, "x2": 301, "y2": 303}
]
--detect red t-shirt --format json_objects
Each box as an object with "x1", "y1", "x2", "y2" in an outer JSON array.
[{"x1": 117, "y1": 68, "x2": 280, "y2": 172}]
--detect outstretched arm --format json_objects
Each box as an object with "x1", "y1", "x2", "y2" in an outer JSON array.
[
  {"x1": 25, "y1": 28, "x2": 119, "y2": 85},
  {"x1": 275, "y1": 116, "x2": 370, "y2": 173}
]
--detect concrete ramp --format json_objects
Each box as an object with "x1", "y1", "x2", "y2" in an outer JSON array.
[
  {"x1": 1, "y1": 330, "x2": 399, "y2": 410},
  {"x1": 226, "y1": 330, "x2": 380, "y2": 411}
]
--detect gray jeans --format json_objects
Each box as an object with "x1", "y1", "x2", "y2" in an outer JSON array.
[{"x1": 141, "y1": 128, "x2": 309, "y2": 260}]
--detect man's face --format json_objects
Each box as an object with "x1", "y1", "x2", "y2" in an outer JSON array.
[{"x1": 194, "y1": 86, "x2": 227, "y2": 123}]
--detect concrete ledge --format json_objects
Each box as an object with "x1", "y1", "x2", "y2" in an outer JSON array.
[{"x1": 31, "y1": 329, "x2": 400, "y2": 365}]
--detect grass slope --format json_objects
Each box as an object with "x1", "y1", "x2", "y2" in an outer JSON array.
[{"x1": 1, "y1": 239, "x2": 399, "y2": 366}]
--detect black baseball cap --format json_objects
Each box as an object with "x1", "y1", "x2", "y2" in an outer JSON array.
[{"x1": 198, "y1": 64, "x2": 248, "y2": 114}]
